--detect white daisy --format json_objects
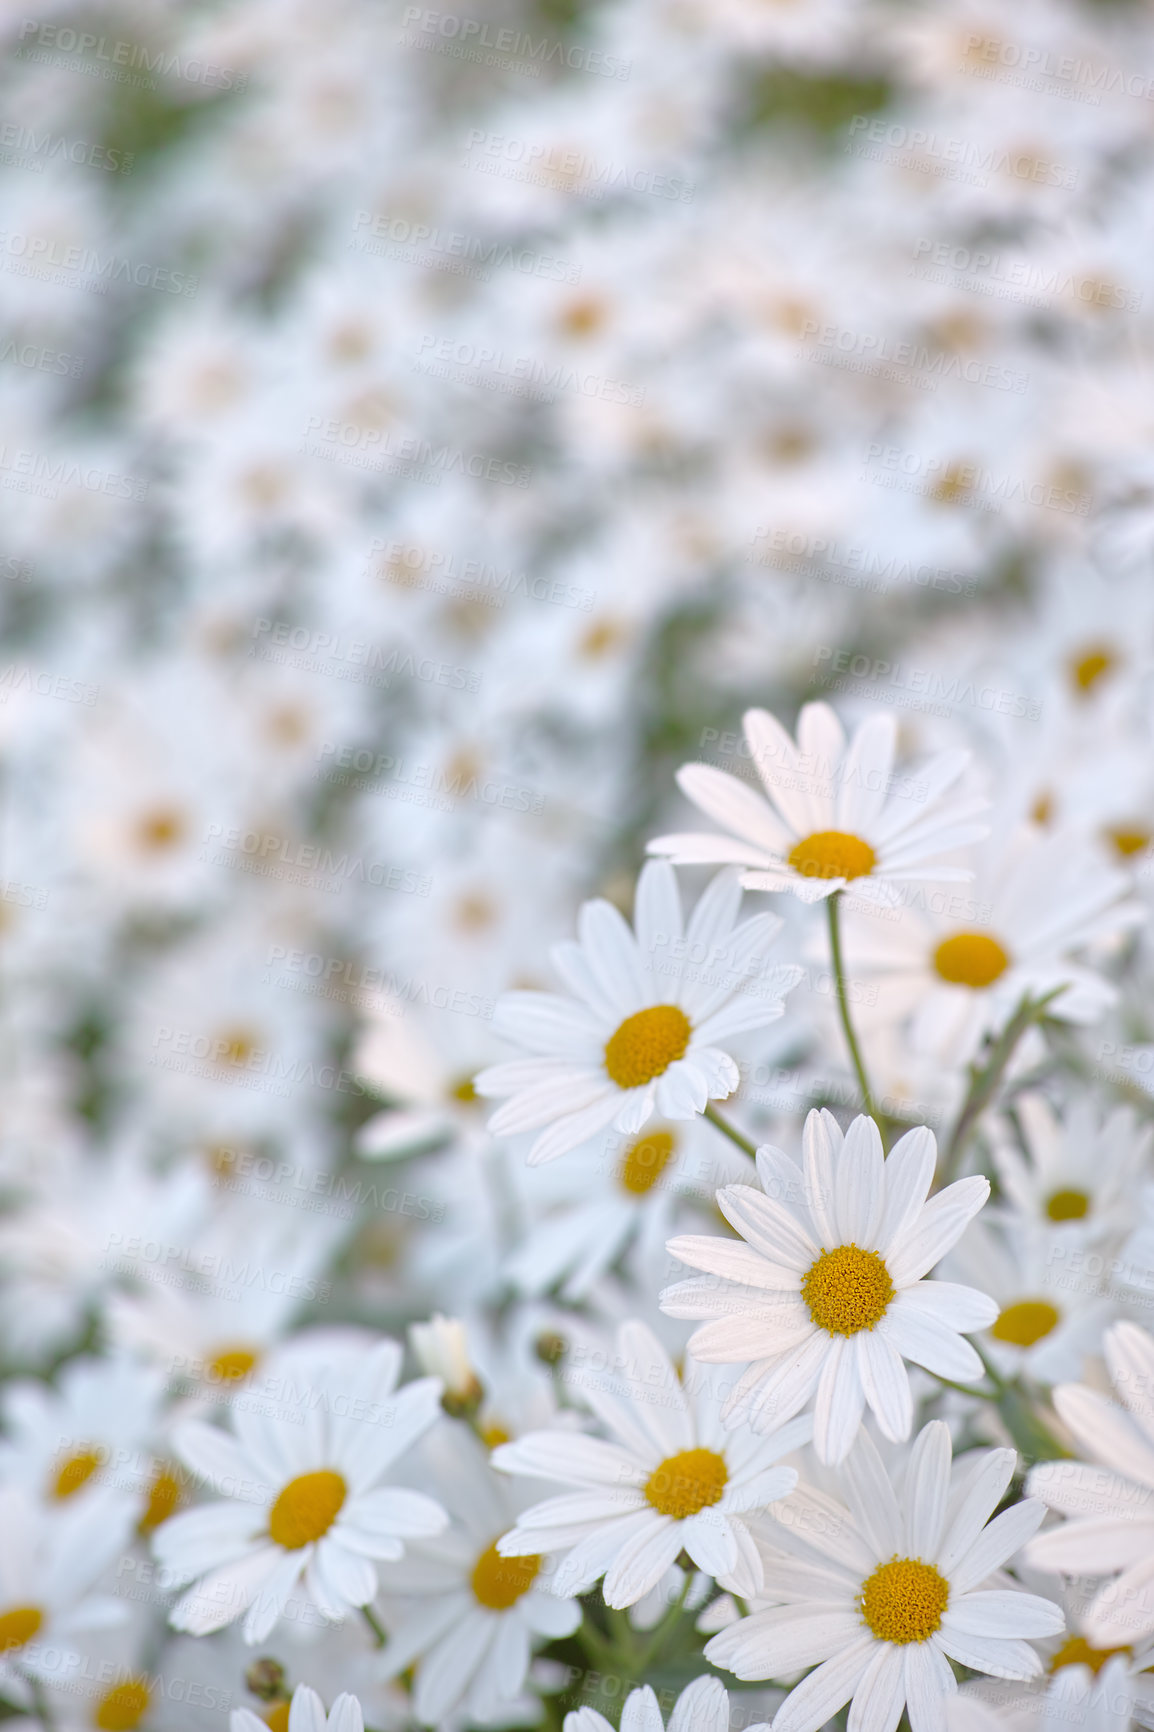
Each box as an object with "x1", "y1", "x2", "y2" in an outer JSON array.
[
  {"x1": 565, "y1": 1676, "x2": 767, "y2": 1732},
  {"x1": 707, "y1": 1421, "x2": 1064, "y2": 1732},
  {"x1": 474, "y1": 862, "x2": 802, "y2": 1165},
  {"x1": 232, "y1": 1685, "x2": 363, "y2": 1732},
  {"x1": 374, "y1": 1422, "x2": 581, "y2": 1725},
  {"x1": 661, "y1": 1110, "x2": 998, "y2": 1463},
  {"x1": 492, "y1": 1320, "x2": 807, "y2": 1609},
  {"x1": 990, "y1": 1094, "x2": 1150, "y2": 1242},
  {"x1": 151, "y1": 1337, "x2": 448, "y2": 1642},
  {"x1": 648, "y1": 703, "x2": 988, "y2": 909},
  {"x1": 1027, "y1": 1320, "x2": 1154, "y2": 1646},
  {"x1": 838, "y1": 825, "x2": 1144, "y2": 1065},
  {"x1": 0, "y1": 1484, "x2": 133, "y2": 1707},
  {"x1": 0, "y1": 1355, "x2": 167, "y2": 1515}
]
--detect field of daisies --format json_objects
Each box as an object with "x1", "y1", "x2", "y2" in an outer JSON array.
[{"x1": 7, "y1": 1, "x2": 1154, "y2": 1731}]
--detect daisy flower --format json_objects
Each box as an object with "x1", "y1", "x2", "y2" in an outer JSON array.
[
  {"x1": 151, "y1": 1337, "x2": 448, "y2": 1642},
  {"x1": 706, "y1": 1421, "x2": 1064, "y2": 1732},
  {"x1": 945, "y1": 1220, "x2": 1114, "y2": 1387},
  {"x1": 990, "y1": 1094, "x2": 1150, "y2": 1242},
  {"x1": 474, "y1": 862, "x2": 802, "y2": 1164},
  {"x1": 0, "y1": 1355, "x2": 167, "y2": 1514},
  {"x1": 1027, "y1": 1320, "x2": 1154, "y2": 1645},
  {"x1": 374, "y1": 1422, "x2": 581, "y2": 1725},
  {"x1": 492, "y1": 1320, "x2": 807, "y2": 1608},
  {"x1": 661, "y1": 1110, "x2": 998, "y2": 1462},
  {"x1": 839, "y1": 825, "x2": 1143, "y2": 1065},
  {"x1": 231, "y1": 1685, "x2": 364, "y2": 1732},
  {"x1": 0, "y1": 1484, "x2": 133, "y2": 1708},
  {"x1": 565, "y1": 1676, "x2": 768, "y2": 1732},
  {"x1": 647, "y1": 703, "x2": 988, "y2": 908}
]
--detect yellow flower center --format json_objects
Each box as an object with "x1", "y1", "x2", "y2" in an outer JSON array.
[
  {"x1": 470, "y1": 1541, "x2": 540, "y2": 1609},
  {"x1": 268, "y1": 1470, "x2": 347, "y2": 1549},
  {"x1": 1069, "y1": 644, "x2": 1116, "y2": 694},
  {"x1": 1050, "y1": 1636, "x2": 1131, "y2": 1675},
  {"x1": 265, "y1": 1705, "x2": 291, "y2": 1732},
  {"x1": 604, "y1": 1005, "x2": 691, "y2": 1089},
  {"x1": 1107, "y1": 826, "x2": 1151, "y2": 859},
  {"x1": 932, "y1": 933, "x2": 1010, "y2": 989},
  {"x1": 217, "y1": 1026, "x2": 259, "y2": 1066},
  {"x1": 52, "y1": 1447, "x2": 106, "y2": 1500},
  {"x1": 618, "y1": 1129, "x2": 676, "y2": 1196},
  {"x1": 135, "y1": 808, "x2": 186, "y2": 852},
  {"x1": 139, "y1": 1463, "x2": 184, "y2": 1533},
  {"x1": 644, "y1": 1447, "x2": 728, "y2": 1519},
  {"x1": 802, "y1": 1245, "x2": 894, "y2": 1335},
  {"x1": 450, "y1": 1075, "x2": 478, "y2": 1103},
  {"x1": 95, "y1": 1679, "x2": 150, "y2": 1731},
  {"x1": 990, "y1": 1300, "x2": 1060, "y2": 1347},
  {"x1": 479, "y1": 1421, "x2": 511, "y2": 1449},
  {"x1": 787, "y1": 831, "x2": 877, "y2": 882},
  {"x1": 0, "y1": 1606, "x2": 42, "y2": 1652},
  {"x1": 860, "y1": 1558, "x2": 949, "y2": 1644},
  {"x1": 207, "y1": 1346, "x2": 259, "y2": 1384},
  {"x1": 1046, "y1": 1188, "x2": 1090, "y2": 1223}
]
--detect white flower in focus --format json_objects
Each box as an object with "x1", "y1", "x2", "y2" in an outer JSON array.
[
  {"x1": 662, "y1": 1111, "x2": 997, "y2": 1462},
  {"x1": 493, "y1": 1320, "x2": 806, "y2": 1608},
  {"x1": 565, "y1": 1676, "x2": 765, "y2": 1732},
  {"x1": 375, "y1": 1424, "x2": 581, "y2": 1725},
  {"x1": 475, "y1": 862, "x2": 802, "y2": 1164},
  {"x1": 648, "y1": 704, "x2": 987, "y2": 908},
  {"x1": 1027, "y1": 1321, "x2": 1154, "y2": 1646},
  {"x1": 232, "y1": 1685, "x2": 363, "y2": 1732},
  {"x1": 707, "y1": 1422, "x2": 1063, "y2": 1732},
  {"x1": 152, "y1": 1339, "x2": 448, "y2": 1641}
]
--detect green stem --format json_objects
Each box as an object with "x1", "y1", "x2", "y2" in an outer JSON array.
[
  {"x1": 703, "y1": 1102, "x2": 758, "y2": 1160},
  {"x1": 631, "y1": 1574, "x2": 693, "y2": 1672},
  {"x1": 26, "y1": 1672, "x2": 55, "y2": 1732},
  {"x1": 826, "y1": 892, "x2": 879, "y2": 1125},
  {"x1": 939, "y1": 988, "x2": 1066, "y2": 1184},
  {"x1": 360, "y1": 1604, "x2": 387, "y2": 1648}
]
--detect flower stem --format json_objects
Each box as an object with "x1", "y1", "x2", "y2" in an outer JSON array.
[
  {"x1": 939, "y1": 987, "x2": 1066, "y2": 1184},
  {"x1": 360, "y1": 1604, "x2": 387, "y2": 1648},
  {"x1": 703, "y1": 1102, "x2": 758, "y2": 1160},
  {"x1": 825, "y1": 892, "x2": 880, "y2": 1126},
  {"x1": 26, "y1": 1673, "x2": 55, "y2": 1732}
]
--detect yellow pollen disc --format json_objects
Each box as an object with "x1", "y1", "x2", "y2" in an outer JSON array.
[
  {"x1": 264, "y1": 1705, "x2": 291, "y2": 1732},
  {"x1": 618, "y1": 1129, "x2": 676, "y2": 1196},
  {"x1": 604, "y1": 1005, "x2": 691, "y2": 1090},
  {"x1": 991, "y1": 1300, "x2": 1061, "y2": 1347},
  {"x1": 208, "y1": 1346, "x2": 259, "y2": 1383},
  {"x1": 471, "y1": 1541, "x2": 540, "y2": 1609},
  {"x1": 1070, "y1": 644, "x2": 1116, "y2": 694},
  {"x1": 480, "y1": 1421, "x2": 511, "y2": 1449},
  {"x1": 218, "y1": 1027, "x2": 259, "y2": 1066},
  {"x1": 1031, "y1": 791, "x2": 1054, "y2": 826},
  {"x1": 139, "y1": 1464, "x2": 183, "y2": 1533},
  {"x1": 1046, "y1": 1188, "x2": 1090, "y2": 1223},
  {"x1": 802, "y1": 1245, "x2": 894, "y2": 1336},
  {"x1": 0, "y1": 1606, "x2": 42, "y2": 1652},
  {"x1": 1108, "y1": 827, "x2": 1151, "y2": 859},
  {"x1": 268, "y1": 1470, "x2": 347, "y2": 1549},
  {"x1": 95, "y1": 1679, "x2": 150, "y2": 1731},
  {"x1": 787, "y1": 831, "x2": 877, "y2": 882},
  {"x1": 1050, "y1": 1636, "x2": 1131, "y2": 1676},
  {"x1": 52, "y1": 1448, "x2": 105, "y2": 1500},
  {"x1": 932, "y1": 932, "x2": 1010, "y2": 989},
  {"x1": 644, "y1": 1447, "x2": 728, "y2": 1519},
  {"x1": 135, "y1": 808, "x2": 185, "y2": 852},
  {"x1": 860, "y1": 1557, "x2": 949, "y2": 1644},
  {"x1": 450, "y1": 1075, "x2": 478, "y2": 1103}
]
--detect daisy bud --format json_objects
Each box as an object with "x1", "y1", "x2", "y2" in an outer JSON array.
[
  {"x1": 410, "y1": 1314, "x2": 483, "y2": 1417},
  {"x1": 244, "y1": 1660, "x2": 287, "y2": 1702}
]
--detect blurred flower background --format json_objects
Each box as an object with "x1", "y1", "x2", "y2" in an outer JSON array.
[{"x1": 4, "y1": 0, "x2": 1154, "y2": 1728}]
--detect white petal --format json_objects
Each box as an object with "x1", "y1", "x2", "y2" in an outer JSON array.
[
  {"x1": 904, "y1": 1421, "x2": 952, "y2": 1560},
  {"x1": 772, "y1": 1639, "x2": 876, "y2": 1732},
  {"x1": 941, "y1": 1590, "x2": 1064, "y2": 1640},
  {"x1": 848, "y1": 1645, "x2": 906, "y2": 1732}
]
